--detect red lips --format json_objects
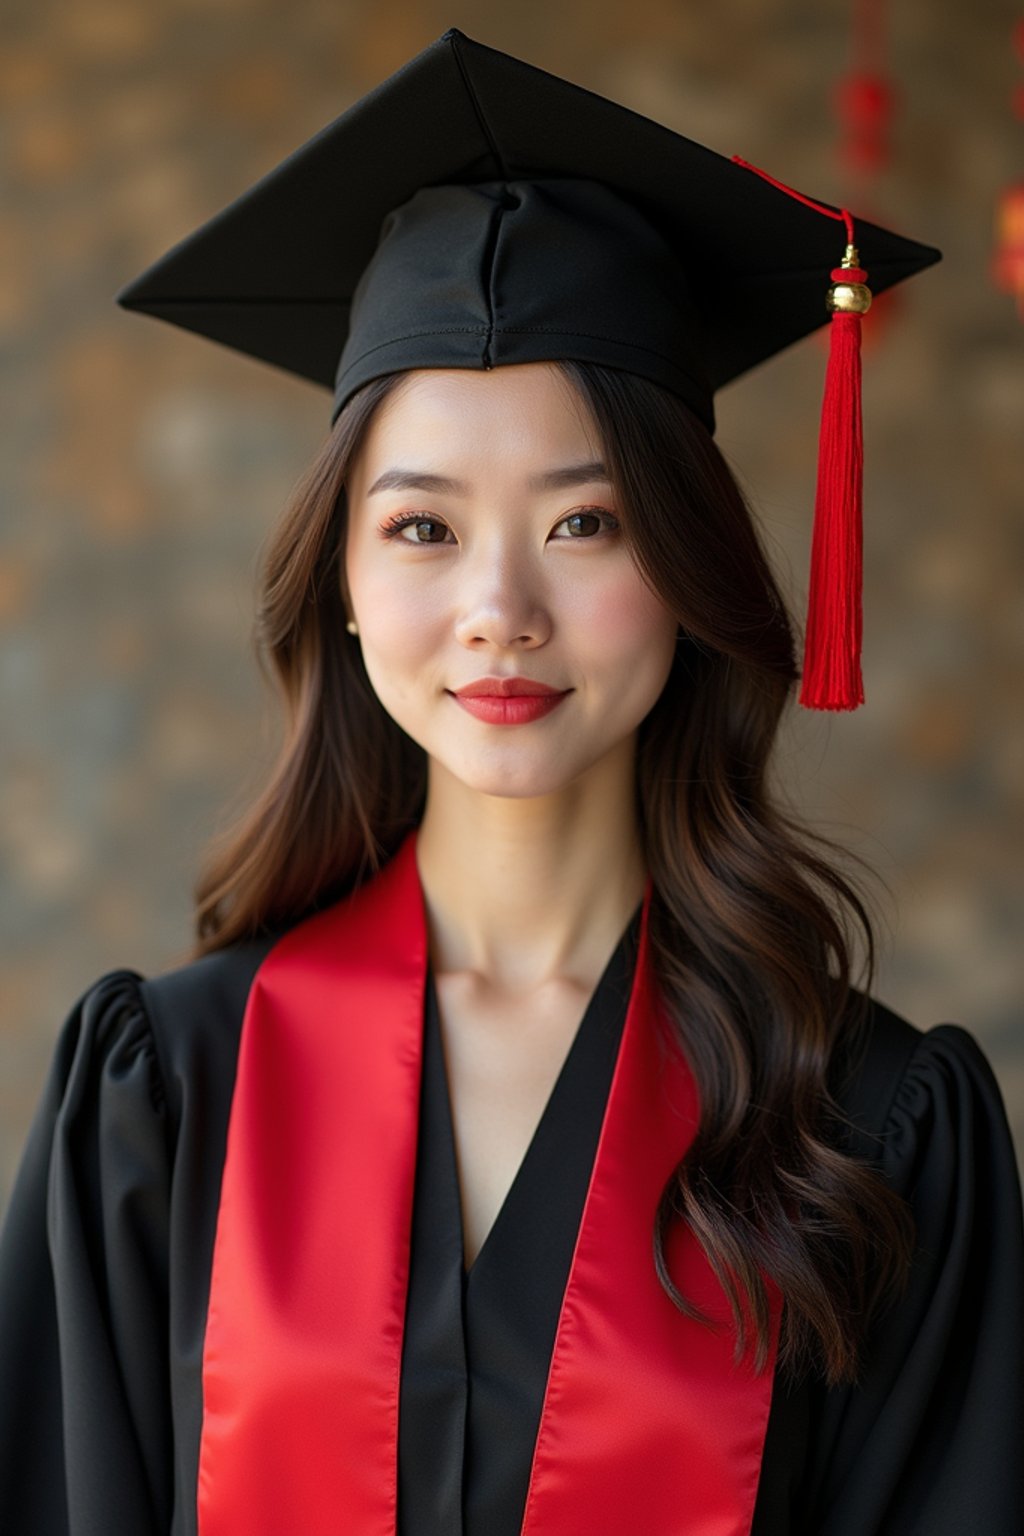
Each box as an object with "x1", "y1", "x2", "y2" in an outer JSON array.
[
  {"x1": 453, "y1": 676, "x2": 566, "y2": 697},
  {"x1": 448, "y1": 676, "x2": 571, "y2": 725}
]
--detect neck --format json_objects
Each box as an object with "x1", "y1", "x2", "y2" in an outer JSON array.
[{"x1": 414, "y1": 741, "x2": 647, "y2": 994}]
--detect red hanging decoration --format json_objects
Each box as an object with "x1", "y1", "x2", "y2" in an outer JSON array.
[
  {"x1": 833, "y1": 0, "x2": 895, "y2": 178},
  {"x1": 732, "y1": 157, "x2": 871, "y2": 711},
  {"x1": 831, "y1": 0, "x2": 900, "y2": 353},
  {"x1": 992, "y1": 183, "x2": 1024, "y2": 318},
  {"x1": 991, "y1": 19, "x2": 1024, "y2": 318}
]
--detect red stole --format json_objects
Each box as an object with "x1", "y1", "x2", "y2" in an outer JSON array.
[{"x1": 197, "y1": 828, "x2": 780, "y2": 1535}]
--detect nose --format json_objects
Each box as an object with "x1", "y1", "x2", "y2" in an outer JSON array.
[{"x1": 451, "y1": 543, "x2": 551, "y2": 650}]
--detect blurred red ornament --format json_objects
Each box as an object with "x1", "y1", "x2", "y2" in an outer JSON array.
[
  {"x1": 992, "y1": 181, "x2": 1024, "y2": 318},
  {"x1": 830, "y1": 0, "x2": 901, "y2": 346},
  {"x1": 834, "y1": 71, "x2": 897, "y2": 173}
]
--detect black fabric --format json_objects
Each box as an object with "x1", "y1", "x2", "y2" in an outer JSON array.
[
  {"x1": 751, "y1": 1013, "x2": 1024, "y2": 1532},
  {"x1": 332, "y1": 176, "x2": 717, "y2": 430},
  {"x1": 0, "y1": 972, "x2": 169, "y2": 1536},
  {"x1": 114, "y1": 28, "x2": 941, "y2": 430},
  {"x1": 0, "y1": 939, "x2": 277, "y2": 1536},
  {"x1": 1, "y1": 941, "x2": 1022, "y2": 1535}
]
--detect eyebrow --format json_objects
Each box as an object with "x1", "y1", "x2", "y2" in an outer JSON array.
[{"x1": 366, "y1": 460, "x2": 611, "y2": 497}]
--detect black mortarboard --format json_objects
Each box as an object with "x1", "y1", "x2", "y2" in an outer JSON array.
[{"x1": 115, "y1": 27, "x2": 941, "y2": 710}]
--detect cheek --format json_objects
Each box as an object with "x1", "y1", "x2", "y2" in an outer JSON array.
[
  {"x1": 575, "y1": 568, "x2": 677, "y2": 666},
  {"x1": 348, "y1": 546, "x2": 441, "y2": 651},
  {"x1": 350, "y1": 567, "x2": 452, "y2": 717}
]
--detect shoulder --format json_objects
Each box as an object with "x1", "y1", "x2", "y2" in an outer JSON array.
[
  {"x1": 39, "y1": 968, "x2": 163, "y2": 1124},
  {"x1": 66, "y1": 885, "x2": 378, "y2": 1132},
  {"x1": 132, "y1": 931, "x2": 285, "y2": 1124},
  {"x1": 828, "y1": 989, "x2": 920, "y2": 1151},
  {"x1": 139, "y1": 934, "x2": 279, "y2": 1042},
  {"x1": 51, "y1": 930, "x2": 286, "y2": 1135},
  {"x1": 830, "y1": 987, "x2": 1019, "y2": 1189}
]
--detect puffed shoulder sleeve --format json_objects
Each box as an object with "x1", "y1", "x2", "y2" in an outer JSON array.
[
  {"x1": 810, "y1": 1023, "x2": 1024, "y2": 1535},
  {"x1": 0, "y1": 970, "x2": 173, "y2": 1536}
]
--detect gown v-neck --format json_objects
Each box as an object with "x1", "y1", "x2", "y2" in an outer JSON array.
[
  {"x1": 439, "y1": 931, "x2": 639, "y2": 1282},
  {"x1": 396, "y1": 901, "x2": 643, "y2": 1536}
]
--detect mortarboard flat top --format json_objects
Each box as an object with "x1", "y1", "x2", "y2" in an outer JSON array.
[{"x1": 115, "y1": 27, "x2": 941, "y2": 433}]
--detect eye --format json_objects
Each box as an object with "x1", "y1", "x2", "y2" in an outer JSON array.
[
  {"x1": 552, "y1": 508, "x2": 620, "y2": 539},
  {"x1": 377, "y1": 506, "x2": 620, "y2": 544},
  {"x1": 378, "y1": 512, "x2": 453, "y2": 544}
]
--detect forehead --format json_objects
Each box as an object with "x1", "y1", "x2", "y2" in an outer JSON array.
[{"x1": 355, "y1": 364, "x2": 603, "y2": 470}]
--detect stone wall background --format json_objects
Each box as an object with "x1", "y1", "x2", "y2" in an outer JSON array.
[{"x1": 1, "y1": 0, "x2": 1022, "y2": 1207}]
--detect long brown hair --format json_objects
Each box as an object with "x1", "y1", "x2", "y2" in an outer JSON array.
[{"x1": 192, "y1": 360, "x2": 914, "y2": 1387}]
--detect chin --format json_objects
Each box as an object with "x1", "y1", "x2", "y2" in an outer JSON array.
[{"x1": 431, "y1": 746, "x2": 597, "y2": 801}]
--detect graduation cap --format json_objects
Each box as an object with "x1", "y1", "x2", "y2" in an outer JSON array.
[{"x1": 116, "y1": 27, "x2": 941, "y2": 710}]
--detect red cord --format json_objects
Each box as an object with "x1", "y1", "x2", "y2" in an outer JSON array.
[{"x1": 730, "y1": 155, "x2": 856, "y2": 248}]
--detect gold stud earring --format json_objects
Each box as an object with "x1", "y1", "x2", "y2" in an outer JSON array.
[{"x1": 346, "y1": 618, "x2": 359, "y2": 635}]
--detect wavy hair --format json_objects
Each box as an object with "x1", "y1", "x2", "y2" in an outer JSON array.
[{"x1": 191, "y1": 360, "x2": 914, "y2": 1387}]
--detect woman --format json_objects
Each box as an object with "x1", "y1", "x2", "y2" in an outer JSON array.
[{"x1": 1, "y1": 28, "x2": 1021, "y2": 1536}]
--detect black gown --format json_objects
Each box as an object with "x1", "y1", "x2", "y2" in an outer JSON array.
[{"x1": 1, "y1": 907, "x2": 1022, "y2": 1535}]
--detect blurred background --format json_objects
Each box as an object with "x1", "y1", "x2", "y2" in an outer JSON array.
[{"x1": 1, "y1": 0, "x2": 1022, "y2": 1207}]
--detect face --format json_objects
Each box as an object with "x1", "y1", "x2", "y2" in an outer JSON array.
[{"x1": 343, "y1": 362, "x2": 679, "y2": 801}]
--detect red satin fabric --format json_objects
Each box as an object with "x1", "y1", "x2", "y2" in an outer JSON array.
[{"x1": 197, "y1": 828, "x2": 780, "y2": 1535}]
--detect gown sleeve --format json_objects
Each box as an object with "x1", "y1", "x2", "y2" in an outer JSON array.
[
  {"x1": 807, "y1": 1023, "x2": 1024, "y2": 1535},
  {"x1": 0, "y1": 970, "x2": 174, "y2": 1536}
]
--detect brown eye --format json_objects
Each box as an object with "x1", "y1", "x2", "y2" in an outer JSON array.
[
  {"x1": 409, "y1": 519, "x2": 448, "y2": 543},
  {"x1": 568, "y1": 511, "x2": 600, "y2": 536},
  {"x1": 554, "y1": 509, "x2": 619, "y2": 539},
  {"x1": 379, "y1": 513, "x2": 453, "y2": 543}
]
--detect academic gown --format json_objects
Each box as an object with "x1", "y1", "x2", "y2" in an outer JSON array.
[{"x1": 1, "y1": 831, "x2": 1022, "y2": 1535}]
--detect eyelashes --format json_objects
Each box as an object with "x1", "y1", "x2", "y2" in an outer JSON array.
[{"x1": 378, "y1": 507, "x2": 620, "y2": 545}]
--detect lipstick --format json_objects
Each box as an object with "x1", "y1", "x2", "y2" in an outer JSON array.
[{"x1": 449, "y1": 676, "x2": 571, "y2": 726}]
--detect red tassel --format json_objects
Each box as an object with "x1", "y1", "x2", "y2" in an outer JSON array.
[
  {"x1": 799, "y1": 264, "x2": 868, "y2": 710},
  {"x1": 730, "y1": 158, "x2": 875, "y2": 711}
]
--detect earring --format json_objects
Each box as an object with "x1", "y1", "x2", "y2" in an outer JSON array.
[{"x1": 346, "y1": 618, "x2": 359, "y2": 635}]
